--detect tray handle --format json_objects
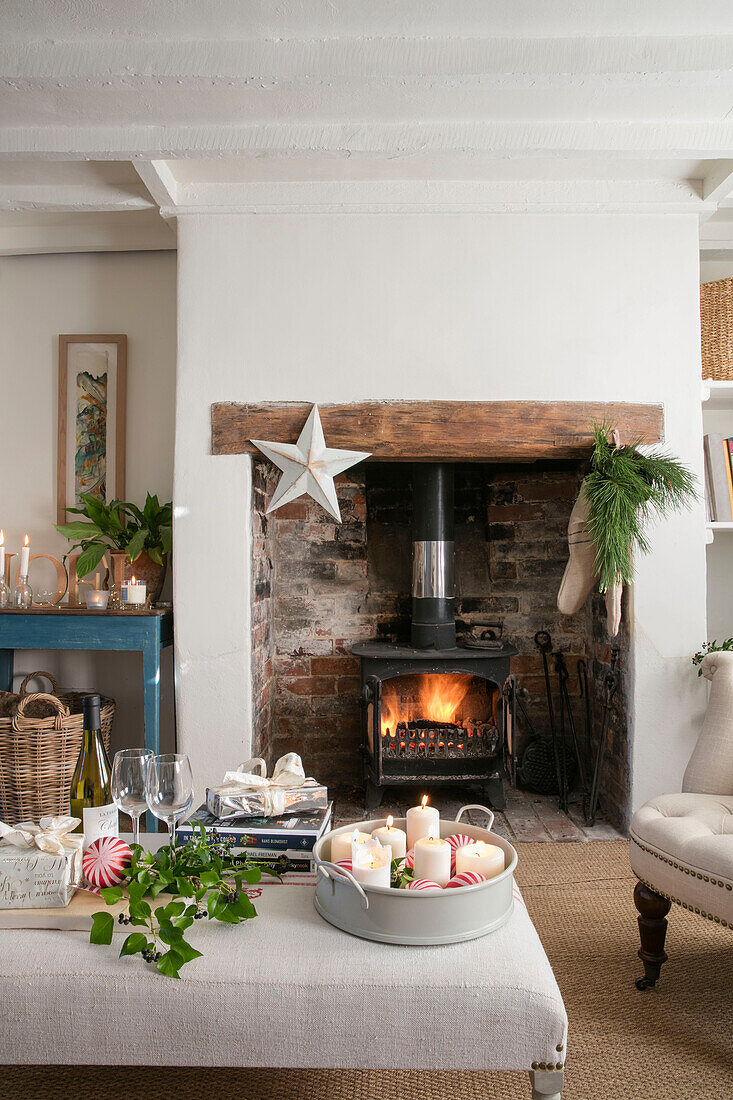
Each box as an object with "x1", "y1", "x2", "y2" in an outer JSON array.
[
  {"x1": 317, "y1": 861, "x2": 369, "y2": 911},
  {"x1": 455, "y1": 804, "x2": 495, "y2": 832}
]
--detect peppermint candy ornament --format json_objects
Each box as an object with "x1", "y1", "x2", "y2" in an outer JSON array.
[
  {"x1": 336, "y1": 859, "x2": 353, "y2": 874},
  {"x1": 446, "y1": 870, "x2": 488, "y2": 889},
  {"x1": 405, "y1": 848, "x2": 415, "y2": 869},
  {"x1": 405, "y1": 878, "x2": 442, "y2": 891},
  {"x1": 445, "y1": 833, "x2": 472, "y2": 873},
  {"x1": 82, "y1": 835, "x2": 132, "y2": 889}
]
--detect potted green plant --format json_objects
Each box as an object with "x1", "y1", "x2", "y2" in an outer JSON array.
[{"x1": 55, "y1": 492, "x2": 172, "y2": 605}]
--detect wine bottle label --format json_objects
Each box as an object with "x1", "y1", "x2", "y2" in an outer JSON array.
[{"x1": 82, "y1": 804, "x2": 119, "y2": 850}]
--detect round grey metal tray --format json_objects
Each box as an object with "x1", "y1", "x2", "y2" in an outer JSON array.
[{"x1": 313, "y1": 804, "x2": 518, "y2": 945}]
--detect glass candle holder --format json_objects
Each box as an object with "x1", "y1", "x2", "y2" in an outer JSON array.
[
  {"x1": 85, "y1": 589, "x2": 110, "y2": 610},
  {"x1": 121, "y1": 579, "x2": 147, "y2": 610},
  {"x1": 0, "y1": 578, "x2": 8, "y2": 609},
  {"x1": 12, "y1": 577, "x2": 32, "y2": 609}
]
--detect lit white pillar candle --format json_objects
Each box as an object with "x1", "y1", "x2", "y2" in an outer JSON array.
[
  {"x1": 19, "y1": 535, "x2": 29, "y2": 578},
  {"x1": 122, "y1": 576, "x2": 147, "y2": 606},
  {"x1": 351, "y1": 838, "x2": 392, "y2": 888},
  {"x1": 455, "y1": 840, "x2": 505, "y2": 879},
  {"x1": 330, "y1": 828, "x2": 371, "y2": 864},
  {"x1": 371, "y1": 815, "x2": 407, "y2": 860},
  {"x1": 413, "y1": 836, "x2": 452, "y2": 887},
  {"x1": 406, "y1": 794, "x2": 440, "y2": 850}
]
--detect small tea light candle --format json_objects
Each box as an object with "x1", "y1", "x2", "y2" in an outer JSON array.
[
  {"x1": 85, "y1": 589, "x2": 110, "y2": 610},
  {"x1": 406, "y1": 795, "x2": 440, "y2": 850},
  {"x1": 371, "y1": 815, "x2": 407, "y2": 860},
  {"x1": 351, "y1": 838, "x2": 392, "y2": 888},
  {"x1": 122, "y1": 576, "x2": 147, "y2": 607},
  {"x1": 455, "y1": 840, "x2": 505, "y2": 880},
  {"x1": 330, "y1": 828, "x2": 371, "y2": 864},
  {"x1": 413, "y1": 836, "x2": 452, "y2": 887}
]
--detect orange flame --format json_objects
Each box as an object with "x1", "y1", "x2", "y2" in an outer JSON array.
[
  {"x1": 386, "y1": 815, "x2": 394, "y2": 829},
  {"x1": 380, "y1": 673, "x2": 473, "y2": 736},
  {"x1": 23, "y1": 534, "x2": 29, "y2": 547}
]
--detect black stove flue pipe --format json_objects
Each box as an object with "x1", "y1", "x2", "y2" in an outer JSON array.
[{"x1": 411, "y1": 463, "x2": 456, "y2": 649}]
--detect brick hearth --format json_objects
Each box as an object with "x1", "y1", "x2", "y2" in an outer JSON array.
[{"x1": 250, "y1": 459, "x2": 630, "y2": 829}]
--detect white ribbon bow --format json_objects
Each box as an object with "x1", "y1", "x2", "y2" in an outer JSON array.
[
  {"x1": 222, "y1": 753, "x2": 317, "y2": 817},
  {"x1": 0, "y1": 815, "x2": 81, "y2": 856},
  {"x1": 224, "y1": 752, "x2": 316, "y2": 791}
]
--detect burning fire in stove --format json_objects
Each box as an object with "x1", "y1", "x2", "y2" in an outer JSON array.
[{"x1": 379, "y1": 673, "x2": 498, "y2": 760}]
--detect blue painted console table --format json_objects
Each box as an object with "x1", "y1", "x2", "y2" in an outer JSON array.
[{"x1": 0, "y1": 608, "x2": 174, "y2": 829}]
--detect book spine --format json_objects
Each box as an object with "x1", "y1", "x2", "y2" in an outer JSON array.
[
  {"x1": 176, "y1": 828, "x2": 319, "y2": 851},
  {"x1": 706, "y1": 434, "x2": 732, "y2": 521}
]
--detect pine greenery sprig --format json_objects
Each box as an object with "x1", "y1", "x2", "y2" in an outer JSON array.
[{"x1": 584, "y1": 422, "x2": 697, "y2": 593}]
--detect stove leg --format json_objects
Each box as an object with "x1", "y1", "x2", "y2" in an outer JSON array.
[
  {"x1": 482, "y1": 775, "x2": 506, "y2": 812},
  {"x1": 365, "y1": 781, "x2": 385, "y2": 812}
]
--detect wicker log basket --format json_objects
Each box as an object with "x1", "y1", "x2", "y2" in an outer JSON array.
[
  {"x1": 701, "y1": 278, "x2": 733, "y2": 380},
  {"x1": 0, "y1": 671, "x2": 114, "y2": 825}
]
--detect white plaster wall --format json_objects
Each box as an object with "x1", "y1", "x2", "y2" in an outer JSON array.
[
  {"x1": 175, "y1": 213, "x2": 707, "y2": 815},
  {"x1": 0, "y1": 250, "x2": 177, "y2": 756}
]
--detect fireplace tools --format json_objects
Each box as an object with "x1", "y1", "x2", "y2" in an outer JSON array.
[{"x1": 584, "y1": 647, "x2": 620, "y2": 827}]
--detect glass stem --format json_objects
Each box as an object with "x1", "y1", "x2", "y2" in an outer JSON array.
[
  {"x1": 168, "y1": 817, "x2": 176, "y2": 857},
  {"x1": 132, "y1": 811, "x2": 140, "y2": 848}
]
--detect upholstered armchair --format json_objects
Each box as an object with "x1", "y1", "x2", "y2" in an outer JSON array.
[{"x1": 630, "y1": 651, "x2": 733, "y2": 989}]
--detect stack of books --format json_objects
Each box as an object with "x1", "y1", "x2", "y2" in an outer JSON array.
[
  {"x1": 177, "y1": 803, "x2": 333, "y2": 885},
  {"x1": 703, "y1": 434, "x2": 733, "y2": 522}
]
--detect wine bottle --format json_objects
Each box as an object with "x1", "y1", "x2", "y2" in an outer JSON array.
[{"x1": 69, "y1": 694, "x2": 118, "y2": 848}]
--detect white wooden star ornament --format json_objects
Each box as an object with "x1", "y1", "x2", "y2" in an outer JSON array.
[{"x1": 251, "y1": 405, "x2": 371, "y2": 523}]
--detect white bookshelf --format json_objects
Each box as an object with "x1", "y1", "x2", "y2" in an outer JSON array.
[{"x1": 702, "y1": 380, "x2": 733, "y2": 636}]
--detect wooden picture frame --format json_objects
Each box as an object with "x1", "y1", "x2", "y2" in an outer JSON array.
[{"x1": 57, "y1": 334, "x2": 127, "y2": 525}]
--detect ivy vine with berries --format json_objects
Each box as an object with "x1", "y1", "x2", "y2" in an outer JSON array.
[{"x1": 89, "y1": 823, "x2": 288, "y2": 979}]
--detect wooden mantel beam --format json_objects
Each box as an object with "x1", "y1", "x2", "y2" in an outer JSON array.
[{"x1": 211, "y1": 400, "x2": 663, "y2": 463}]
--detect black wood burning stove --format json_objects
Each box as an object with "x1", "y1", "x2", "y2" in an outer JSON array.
[{"x1": 354, "y1": 463, "x2": 516, "y2": 810}]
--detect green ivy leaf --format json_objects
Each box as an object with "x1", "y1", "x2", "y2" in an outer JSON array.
[
  {"x1": 119, "y1": 933, "x2": 149, "y2": 957},
  {"x1": 156, "y1": 950, "x2": 182, "y2": 979},
  {"x1": 155, "y1": 900, "x2": 186, "y2": 921},
  {"x1": 199, "y1": 870, "x2": 220, "y2": 887},
  {"x1": 99, "y1": 886, "x2": 124, "y2": 905},
  {"x1": 128, "y1": 899, "x2": 151, "y2": 923},
  {"x1": 175, "y1": 878, "x2": 195, "y2": 897},
  {"x1": 90, "y1": 911, "x2": 114, "y2": 945},
  {"x1": 168, "y1": 939, "x2": 202, "y2": 965}
]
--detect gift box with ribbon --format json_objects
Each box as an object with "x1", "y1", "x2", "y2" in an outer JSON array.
[
  {"x1": 206, "y1": 753, "x2": 328, "y2": 819},
  {"x1": 0, "y1": 816, "x2": 84, "y2": 908}
]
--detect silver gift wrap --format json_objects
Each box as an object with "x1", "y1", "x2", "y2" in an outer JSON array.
[
  {"x1": 0, "y1": 839, "x2": 83, "y2": 909},
  {"x1": 207, "y1": 784, "x2": 329, "y2": 820}
]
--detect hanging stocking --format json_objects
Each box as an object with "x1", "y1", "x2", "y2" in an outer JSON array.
[{"x1": 557, "y1": 483, "x2": 599, "y2": 615}]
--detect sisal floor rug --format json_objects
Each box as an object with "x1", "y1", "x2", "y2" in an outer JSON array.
[{"x1": 3, "y1": 841, "x2": 731, "y2": 1099}]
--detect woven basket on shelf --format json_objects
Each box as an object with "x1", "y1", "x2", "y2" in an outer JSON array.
[
  {"x1": 0, "y1": 671, "x2": 114, "y2": 825},
  {"x1": 701, "y1": 278, "x2": 733, "y2": 380}
]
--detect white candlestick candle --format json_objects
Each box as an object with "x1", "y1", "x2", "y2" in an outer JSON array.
[
  {"x1": 406, "y1": 795, "x2": 440, "y2": 850},
  {"x1": 351, "y1": 838, "x2": 392, "y2": 888},
  {"x1": 371, "y1": 815, "x2": 407, "y2": 860},
  {"x1": 455, "y1": 840, "x2": 505, "y2": 879},
  {"x1": 330, "y1": 829, "x2": 371, "y2": 864},
  {"x1": 413, "y1": 836, "x2": 452, "y2": 887},
  {"x1": 19, "y1": 535, "x2": 29, "y2": 578}
]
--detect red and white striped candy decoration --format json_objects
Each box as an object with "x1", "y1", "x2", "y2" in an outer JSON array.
[
  {"x1": 336, "y1": 859, "x2": 353, "y2": 874},
  {"x1": 445, "y1": 870, "x2": 487, "y2": 889},
  {"x1": 445, "y1": 834, "x2": 473, "y2": 873},
  {"x1": 405, "y1": 878, "x2": 442, "y2": 891},
  {"x1": 405, "y1": 848, "x2": 415, "y2": 869},
  {"x1": 82, "y1": 836, "x2": 132, "y2": 889}
]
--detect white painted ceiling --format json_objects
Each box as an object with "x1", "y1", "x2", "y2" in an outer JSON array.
[{"x1": 0, "y1": 1, "x2": 733, "y2": 253}]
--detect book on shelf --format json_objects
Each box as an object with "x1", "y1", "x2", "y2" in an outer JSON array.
[
  {"x1": 177, "y1": 802, "x2": 333, "y2": 852},
  {"x1": 703, "y1": 434, "x2": 733, "y2": 521}
]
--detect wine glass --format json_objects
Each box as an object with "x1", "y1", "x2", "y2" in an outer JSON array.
[
  {"x1": 112, "y1": 748, "x2": 153, "y2": 848},
  {"x1": 145, "y1": 753, "x2": 194, "y2": 854}
]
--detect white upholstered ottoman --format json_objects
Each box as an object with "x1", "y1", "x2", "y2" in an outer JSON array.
[{"x1": 0, "y1": 884, "x2": 568, "y2": 1099}]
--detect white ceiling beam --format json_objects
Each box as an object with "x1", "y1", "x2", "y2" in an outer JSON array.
[
  {"x1": 166, "y1": 176, "x2": 710, "y2": 216},
  {"x1": 4, "y1": 121, "x2": 733, "y2": 161},
  {"x1": 702, "y1": 161, "x2": 733, "y2": 203},
  {"x1": 132, "y1": 160, "x2": 180, "y2": 214},
  {"x1": 3, "y1": 36, "x2": 733, "y2": 86},
  {"x1": 0, "y1": 182, "x2": 154, "y2": 212}
]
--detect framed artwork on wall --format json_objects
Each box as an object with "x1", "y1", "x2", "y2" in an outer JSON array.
[{"x1": 57, "y1": 334, "x2": 127, "y2": 525}]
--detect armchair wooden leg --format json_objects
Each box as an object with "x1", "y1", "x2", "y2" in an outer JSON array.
[{"x1": 634, "y1": 880, "x2": 671, "y2": 990}]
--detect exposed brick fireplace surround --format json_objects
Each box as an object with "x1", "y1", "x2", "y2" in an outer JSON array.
[{"x1": 220, "y1": 399, "x2": 662, "y2": 831}]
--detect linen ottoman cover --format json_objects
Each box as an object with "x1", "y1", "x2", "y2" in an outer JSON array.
[{"x1": 0, "y1": 885, "x2": 567, "y2": 1072}]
